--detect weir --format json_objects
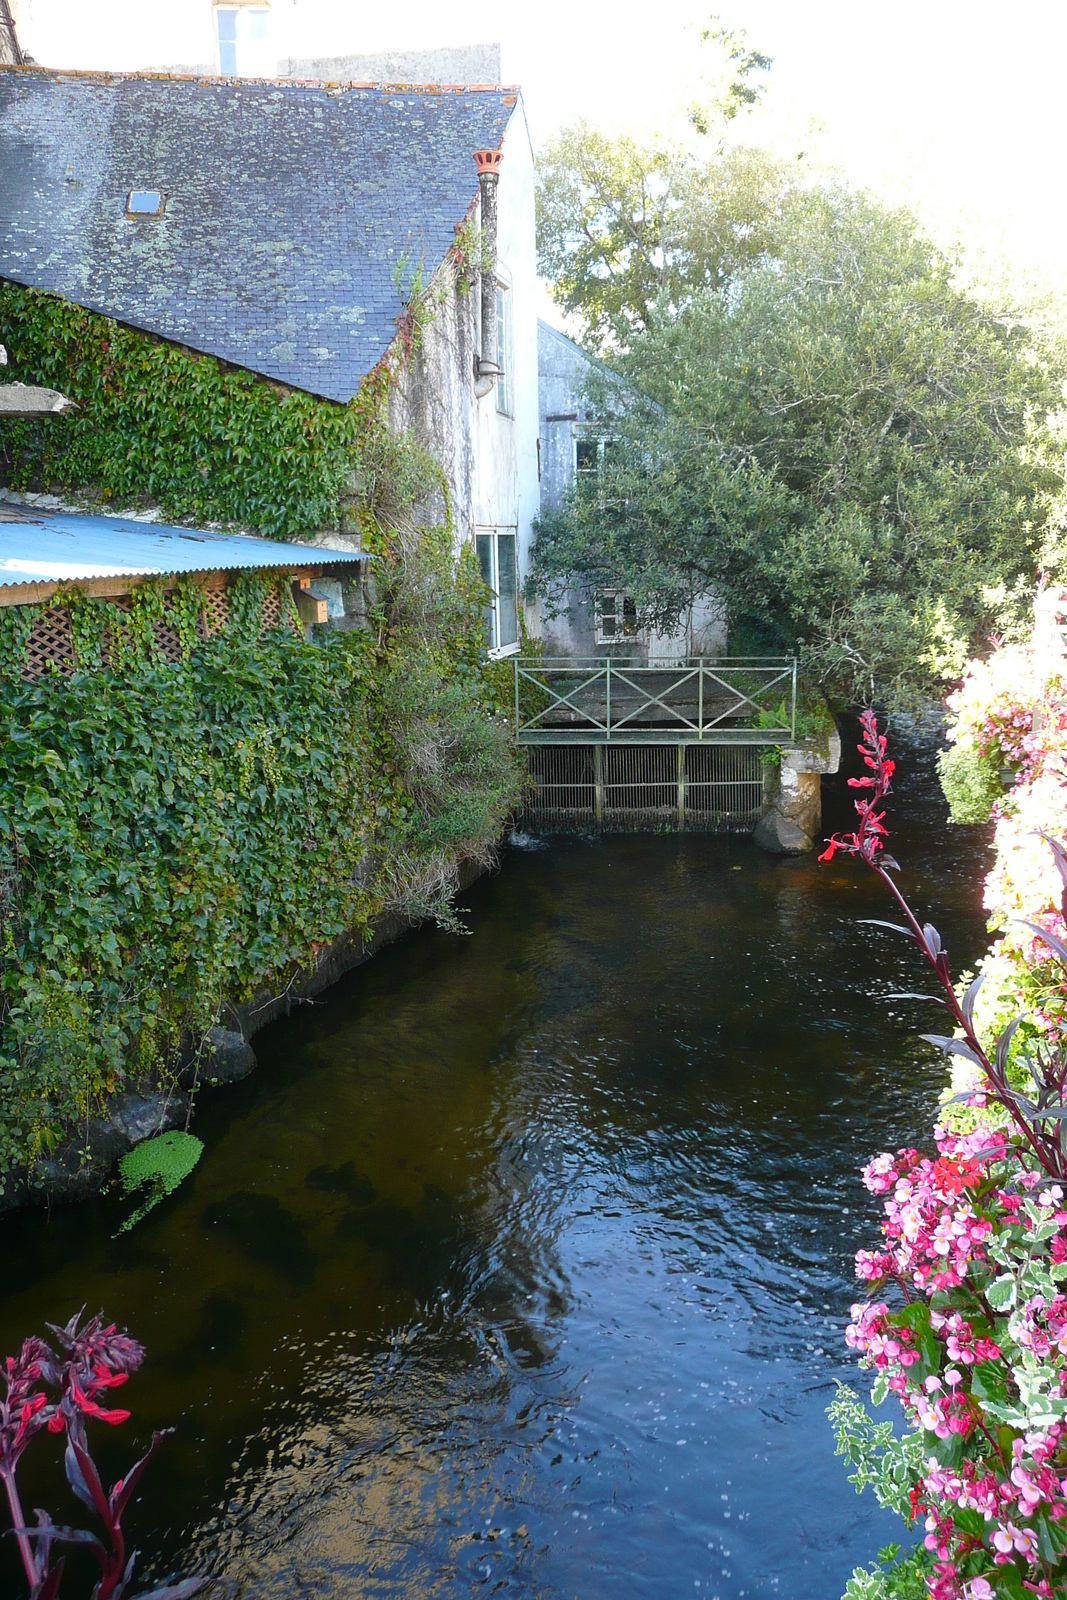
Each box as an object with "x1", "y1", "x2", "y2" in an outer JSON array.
[{"x1": 512, "y1": 656, "x2": 805, "y2": 833}]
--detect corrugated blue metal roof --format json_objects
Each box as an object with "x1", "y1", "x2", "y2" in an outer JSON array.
[{"x1": 0, "y1": 506, "x2": 365, "y2": 586}]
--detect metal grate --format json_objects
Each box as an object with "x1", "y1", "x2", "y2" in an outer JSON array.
[
  {"x1": 525, "y1": 746, "x2": 595, "y2": 830},
  {"x1": 602, "y1": 745, "x2": 677, "y2": 829},
  {"x1": 522, "y1": 742, "x2": 764, "y2": 833},
  {"x1": 684, "y1": 744, "x2": 764, "y2": 827}
]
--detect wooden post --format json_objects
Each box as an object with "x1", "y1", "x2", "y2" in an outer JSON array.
[{"x1": 593, "y1": 743, "x2": 604, "y2": 831}]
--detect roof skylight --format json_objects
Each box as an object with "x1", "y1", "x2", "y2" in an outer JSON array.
[{"x1": 126, "y1": 191, "x2": 164, "y2": 217}]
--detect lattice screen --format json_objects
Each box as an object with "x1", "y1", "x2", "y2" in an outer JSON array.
[
  {"x1": 17, "y1": 580, "x2": 298, "y2": 682},
  {"x1": 22, "y1": 609, "x2": 76, "y2": 680},
  {"x1": 198, "y1": 588, "x2": 230, "y2": 640}
]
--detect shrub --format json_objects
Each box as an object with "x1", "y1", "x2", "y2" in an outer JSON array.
[
  {"x1": 824, "y1": 714, "x2": 1067, "y2": 1600},
  {"x1": 936, "y1": 742, "x2": 1005, "y2": 825}
]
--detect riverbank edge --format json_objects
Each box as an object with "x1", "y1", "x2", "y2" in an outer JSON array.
[{"x1": 0, "y1": 858, "x2": 488, "y2": 1216}]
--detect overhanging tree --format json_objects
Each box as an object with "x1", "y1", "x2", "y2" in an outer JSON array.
[{"x1": 532, "y1": 184, "x2": 1065, "y2": 706}]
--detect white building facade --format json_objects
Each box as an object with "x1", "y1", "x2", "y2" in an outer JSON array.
[{"x1": 537, "y1": 319, "x2": 725, "y2": 661}]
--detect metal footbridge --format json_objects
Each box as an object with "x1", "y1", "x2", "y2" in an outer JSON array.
[{"x1": 510, "y1": 657, "x2": 797, "y2": 833}]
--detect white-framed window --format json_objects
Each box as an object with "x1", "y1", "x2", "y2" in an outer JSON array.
[
  {"x1": 495, "y1": 283, "x2": 513, "y2": 417},
  {"x1": 594, "y1": 588, "x2": 638, "y2": 645},
  {"x1": 476, "y1": 530, "x2": 519, "y2": 654},
  {"x1": 574, "y1": 435, "x2": 617, "y2": 497},
  {"x1": 214, "y1": 6, "x2": 273, "y2": 77}
]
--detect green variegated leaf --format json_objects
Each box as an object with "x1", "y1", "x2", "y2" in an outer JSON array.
[{"x1": 985, "y1": 1274, "x2": 1016, "y2": 1310}]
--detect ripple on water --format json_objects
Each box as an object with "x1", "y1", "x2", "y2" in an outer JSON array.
[{"x1": 0, "y1": 723, "x2": 993, "y2": 1599}]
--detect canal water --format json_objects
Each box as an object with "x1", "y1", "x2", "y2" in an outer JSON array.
[{"x1": 0, "y1": 725, "x2": 992, "y2": 1600}]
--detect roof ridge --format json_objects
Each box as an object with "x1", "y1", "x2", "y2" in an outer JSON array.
[{"x1": 0, "y1": 62, "x2": 520, "y2": 93}]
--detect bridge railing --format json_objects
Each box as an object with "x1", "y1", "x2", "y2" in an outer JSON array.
[{"x1": 512, "y1": 656, "x2": 797, "y2": 745}]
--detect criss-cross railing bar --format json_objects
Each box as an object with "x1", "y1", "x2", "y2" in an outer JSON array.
[
  {"x1": 512, "y1": 657, "x2": 797, "y2": 745},
  {"x1": 606, "y1": 666, "x2": 703, "y2": 733},
  {"x1": 697, "y1": 664, "x2": 795, "y2": 729},
  {"x1": 516, "y1": 663, "x2": 610, "y2": 732}
]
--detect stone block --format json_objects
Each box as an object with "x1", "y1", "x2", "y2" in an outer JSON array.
[{"x1": 753, "y1": 810, "x2": 813, "y2": 855}]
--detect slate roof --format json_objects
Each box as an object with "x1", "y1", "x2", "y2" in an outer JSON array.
[
  {"x1": 0, "y1": 502, "x2": 366, "y2": 586},
  {"x1": 0, "y1": 68, "x2": 519, "y2": 403}
]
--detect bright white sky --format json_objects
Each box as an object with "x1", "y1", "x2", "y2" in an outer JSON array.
[
  {"x1": 506, "y1": 0, "x2": 1067, "y2": 301},
  {"x1": 302, "y1": 0, "x2": 1067, "y2": 302},
  {"x1": 15, "y1": 0, "x2": 1067, "y2": 298}
]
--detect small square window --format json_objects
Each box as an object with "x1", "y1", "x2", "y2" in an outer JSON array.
[
  {"x1": 595, "y1": 589, "x2": 638, "y2": 646},
  {"x1": 126, "y1": 190, "x2": 164, "y2": 217}
]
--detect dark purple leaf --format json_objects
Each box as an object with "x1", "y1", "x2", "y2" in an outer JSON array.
[
  {"x1": 920, "y1": 1034, "x2": 986, "y2": 1070},
  {"x1": 31, "y1": 1557, "x2": 65, "y2": 1600},
  {"x1": 111, "y1": 1431, "x2": 171, "y2": 1522},
  {"x1": 1036, "y1": 831, "x2": 1067, "y2": 920},
  {"x1": 858, "y1": 918, "x2": 916, "y2": 940},
  {"x1": 68, "y1": 1439, "x2": 111, "y2": 1526},
  {"x1": 64, "y1": 1434, "x2": 99, "y2": 1514},
  {"x1": 923, "y1": 923, "x2": 943, "y2": 957},
  {"x1": 961, "y1": 973, "x2": 985, "y2": 1026},
  {"x1": 996, "y1": 1015, "x2": 1026, "y2": 1078}
]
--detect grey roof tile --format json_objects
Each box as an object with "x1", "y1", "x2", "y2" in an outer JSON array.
[{"x1": 0, "y1": 69, "x2": 517, "y2": 402}]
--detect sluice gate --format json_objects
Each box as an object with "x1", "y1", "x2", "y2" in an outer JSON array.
[
  {"x1": 522, "y1": 742, "x2": 764, "y2": 833},
  {"x1": 512, "y1": 657, "x2": 793, "y2": 834}
]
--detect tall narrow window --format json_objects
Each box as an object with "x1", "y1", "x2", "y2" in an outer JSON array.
[
  {"x1": 215, "y1": 7, "x2": 238, "y2": 73},
  {"x1": 495, "y1": 284, "x2": 513, "y2": 417},
  {"x1": 476, "y1": 531, "x2": 519, "y2": 654}
]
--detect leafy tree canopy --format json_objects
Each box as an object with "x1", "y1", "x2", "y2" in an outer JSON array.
[
  {"x1": 532, "y1": 184, "x2": 1066, "y2": 706},
  {"x1": 536, "y1": 20, "x2": 779, "y2": 347}
]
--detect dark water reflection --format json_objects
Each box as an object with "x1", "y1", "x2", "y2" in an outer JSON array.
[{"x1": 0, "y1": 724, "x2": 993, "y2": 1599}]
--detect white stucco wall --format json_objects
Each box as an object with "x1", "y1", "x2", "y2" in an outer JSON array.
[
  {"x1": 474, "y1": 106, "x2": 539, "y2": 614},
  {"x1": 386, "y1": 101, "x2": 538, "y2": 650},
  {"x1": 10, "y1": 0, "x2": 297, "y2": 74}
]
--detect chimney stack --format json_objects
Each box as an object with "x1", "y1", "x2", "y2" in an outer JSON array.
[{"x1": 473, "y1": 148, "x2": 504, "y2": 396}]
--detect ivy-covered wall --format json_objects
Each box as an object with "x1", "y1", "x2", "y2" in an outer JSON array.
[
  {"x1": 0, "y1": 281, "x2": 524, "y2": 1187},
  {"x1": 0, "y1": 281, "x2": 401, "y2": 538}
]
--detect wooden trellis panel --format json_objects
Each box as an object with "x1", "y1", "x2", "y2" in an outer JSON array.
[
  {"x1": 22, "y1": 607, "x2": 75, "y2": 680},
  {"x1": 198, "y1": 588, "x2": 230, "y2": 639},
  {"x1": 16, "y1": 581, "x2": 296, "y2": 683}
]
